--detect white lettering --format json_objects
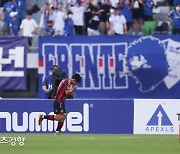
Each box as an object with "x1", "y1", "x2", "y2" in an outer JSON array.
[
  {"x1": 67, "y1": 112, "x2": 82, "y2": 132},
  {"x1": 0, "y1": 112, "x2": 11, "y2": 132},
  {"x1": 12, "y1": 112, "x2": 28, "y2": 132},
  {"x1": 29, "y1": 112, "x2": 47, "y2": 132},
  {"x1": 0, "y1": 104, "x2": 90, "y2": 132},
  {"x1": 0, "y1": 47, "x2": 25, "y2": 77},
  {"x1": 83, "y1": 103, "x2": 89, "y2": 131}
]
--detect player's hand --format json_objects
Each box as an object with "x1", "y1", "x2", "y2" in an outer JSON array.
[
  {"x1": 70, "y1": 92, "x2": 76, "y2": 98},
  {"x1": 31, "y1": 30, "x2": 35, "y2": 34},
  {"x1": 72, "y1": 86, "x2": 78, "y2": 90},
  {"x1": 45, "y1": 88, "x2": 52, "y2": 93}
]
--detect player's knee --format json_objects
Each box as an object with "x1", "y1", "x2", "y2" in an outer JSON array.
[
  {"x1": 62, "y1": 113, "x2": 66, "y2": 121},
  {"x1": 55, "y1": 115, "x2": 62, "y2": 121}
]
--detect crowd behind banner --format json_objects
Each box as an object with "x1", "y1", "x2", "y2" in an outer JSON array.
[{"x1": 0, "y1": 0, "x2": 179, "y2": 41}]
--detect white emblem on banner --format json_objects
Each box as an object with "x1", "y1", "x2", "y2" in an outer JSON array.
[
  {"x1": 163, "y1": 39, "x2": 180, "y2": 89},
  {"x1": 0, "y1": 47, "x2": 25, "y2": 77}
]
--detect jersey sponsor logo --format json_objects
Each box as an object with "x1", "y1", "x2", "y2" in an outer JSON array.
[
  {"x1": 0, "y1": 104, "x2": 89, "y2": 133},
  {"x1": 145, "y1": 105, "x2": 174, "y2": 133}
]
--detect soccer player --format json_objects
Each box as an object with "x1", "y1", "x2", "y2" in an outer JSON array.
[
  {"x1": 42, "y1": 65, "x2": 59, "y2": 99},
  {"x1": 38, "y1": 73, "x2": 81, "y2": 135}
]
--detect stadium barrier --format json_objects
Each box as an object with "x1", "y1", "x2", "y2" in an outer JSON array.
[{"x1": 0, "y1": 99, "x2": 179, "y2": 134}]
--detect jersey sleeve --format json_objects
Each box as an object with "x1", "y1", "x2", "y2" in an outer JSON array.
[
  {"x1": 56, "y1": 79, "x2": 66, "y2": 96},
  {"x1": 9, "y1": 21, "x2": 12, "y2": 28},
  {"x1": 2, "y1": 3, "x2": 6, "y2": 12},
  {"x1": 109, "y1": 15, "x2": 113, "y2": 22},
  {"x1": 33, "y1": 19, "x2": 38, "y2": 28},
  {"x1": 57, "y1": 79, "x2": 66, "y2": 91},
  {"x1": 122, "y1": 15, "x2": 127, "y2": 24},
  {"x1": 20, "y1": 20, "x2": 24, "y2": 29},
  {"x1": 13, "y1": 3, "x2": 17, "y2": 12},
  {"x1": 168, "y1": 11, "x2": 173, "y2": 17},
  {"x1": 42, "y1": 76, "x2": 48, "y2": 87}
]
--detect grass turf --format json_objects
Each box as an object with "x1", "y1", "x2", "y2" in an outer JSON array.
[{"x1": 0, "y1": 134, "x2": 180, "y2": 154}]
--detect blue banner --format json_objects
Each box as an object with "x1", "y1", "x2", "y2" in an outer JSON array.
[
  {"x1": 0, "y1": 99, "x2": 134, "y2": 134},
  {"x1": 38, "y1": 35, "x2": 180, "y2": 98},
  {"x1": 0, "y1": 37, "x2": 28, "y2": 89}
]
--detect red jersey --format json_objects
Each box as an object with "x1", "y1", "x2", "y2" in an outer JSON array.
[{"x1": 54, "y1": 78, "x2": 71, "y2": 103}]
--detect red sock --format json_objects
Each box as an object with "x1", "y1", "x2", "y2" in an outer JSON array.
[
  {"x1": 56, "y1": 121, "x2": 64, "y2": 131},
  {"x1": 58, "y1": 121, "x2": 64, "y2": 127},
  {"x1": 49, "y1": 115, "x2": 54, "y2": 120},
  {"x1": 44, "y1": 115, "x2": 54, "y2": 121}
]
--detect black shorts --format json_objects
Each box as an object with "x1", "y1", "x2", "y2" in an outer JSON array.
[{"x1": 53, "y1": 102, "x2": 66, "y2": 114}]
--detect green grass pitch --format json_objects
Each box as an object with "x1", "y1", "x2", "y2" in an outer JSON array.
[{"x1": 0, "y1": 134, "x2": 180, "y2": 154}]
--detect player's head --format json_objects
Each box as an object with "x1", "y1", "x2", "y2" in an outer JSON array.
[
  {"x1": 47, "y1": 20, "x2": 53, "y2": 27},
  {"x1": 71, "y1": 73, "x2": 81, "y2": 84},
  {"x1": 175, "y1": 4, "x2": 180, "y2": 12},
  {"x1": 45, "y1": 2, "x2": 50, "y2": 9},
  {"x1": 124, "y1": 0, "x2": 130, "y2": 6},
  {"x1": 67, "y1": 11, "x2": 73, "y2": 18},
  {"x1": 51, "y1": 65, "x2": 59, "y2": 71},
  {"x1": 57, "y1": 2, "x2": 63, "y2": 10},
  {"x1": 77, "y1": 0, "x2": 82, "y2": 6},
  {"x1": 115, "y1": 7, "x2": 121, "y2": 15},
  {"x1": 126, "y1": 36, "x2": 169, "y2": 92},
  {"x1": 103, "y1": 0, "x2": 109, "y2": 4},
  {"x1": 26, "y1": 11, "x2": 32, "y2": 20},
  {"x1": 50, "y1": 65, "x2": 59, "y2": 75}
]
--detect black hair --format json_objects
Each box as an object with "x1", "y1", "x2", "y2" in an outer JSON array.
[
  {"x1": 72, "y1": 73, "x2": 81, "y2": 83},
  {"x1": 51, "y1": 65, "x2": 59, "y2": 71},
  {"x1": 57, "y1": 2, "x2": 63, "y2": 5},
  {"x1": 67, "y1": 11, "x2": 73, "y2": 15},
  {"x1": 27, "y1": 11, "x2": 32, "y2": 16},
  {"x1": 47, "y1": 20, "x2": 53, "y2": 24},
  {"x1": 115, "y1": 7, "x2": 121, "y2": 11},
  {"x1": 45, "y1": 2, "x2": 50, "y2": 6}
]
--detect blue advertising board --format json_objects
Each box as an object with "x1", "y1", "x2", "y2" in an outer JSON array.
[
  {"x1": 0, "y1": 99, "x2": 133, "y2": 134},
  {"x1": 38, "y1": 35, "x2": 180, "y2": 99}
]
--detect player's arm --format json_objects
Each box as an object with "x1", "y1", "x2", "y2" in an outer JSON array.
[
  {"x1": 42, "y1": 85, "x2": 49, "y2": 93},
  {"x1": 65, "y1": 86, "x2": 77, "y2": 95},
  {"x1": 42, "y1": 77, "x2": 49, "y2": 93},
  {"x1": 1, "y1": 8, "x2": 5, "y2": 21},
  {"x1": 9, "y1": 28, "x2": 14, "y2": 36},
  {"x1": 124, "y1": 23, "x2": 127, "y2": 34}
]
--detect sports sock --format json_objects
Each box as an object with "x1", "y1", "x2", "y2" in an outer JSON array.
[
  {"x1": 56, "y1": 121, "x2": 64, "y2": 132},
  {"x1": 43, "y1": 115, "x2": 54, "y2": 120}
]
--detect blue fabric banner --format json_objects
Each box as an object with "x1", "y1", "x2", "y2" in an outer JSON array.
[
  {"x1": 0, "y1": 37, "x2": 28, "y2": 90},
  {"x1": 38, "y1": 35, "x2": 180, "y2": 98}
]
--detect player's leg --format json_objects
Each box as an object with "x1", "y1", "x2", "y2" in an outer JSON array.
[
  {"x1": 38, "y1": 102, "x2": 63, "y2": 125},
  {"x1": 55, "y1": 113, "x2": 66, "y2": 135},
  {"x1": 38, "y1": 113, "x2": 65, "y2": 125},
  {"x1": 38, "y1": 114, "x2": 55, "y2": 125},
  {"x1": 54, "y1": 113, "x2": 66, "y2": 121},
  {"x1": 55, "y1": 103, "x2": 66, "y2": 135}
]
